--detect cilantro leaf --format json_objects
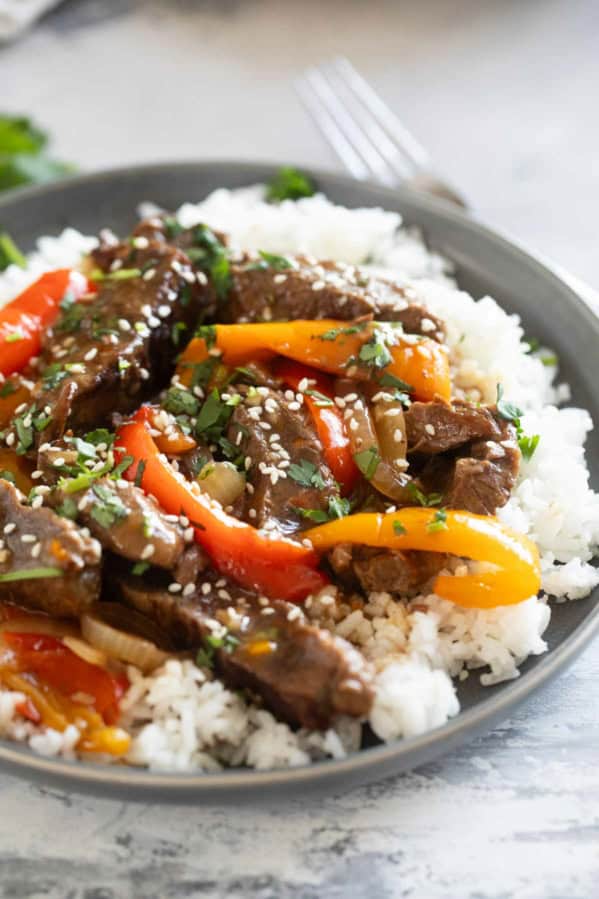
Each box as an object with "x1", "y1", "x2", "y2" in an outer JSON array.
[
  {"x1": 0, "y1": 116, "x2": 46, "y2": 155},
  {"x1": 354, "y1": 446, "x2": 381, "y2": 480},
  {"x1": 519, "y1": 432, "x2": 540, "y2": 461},
  {"x1": 266, "y1": 167, "x2": 316, "y2": 202},
  {"x1": 407, "y1": 482, "x2": 443, "y2": 507},
  {"x1": 288, "y1": 458, "x2": 326, "y2": 489},
  {"x1": 496, "y1": 383, "x2": 523, "y2": 423},
  {"x1": 0, "y1": 231, "x2": 26, "y2": 271},
  {"x1": 427, "y1": 508, "x2": 448, "y2": 533}
]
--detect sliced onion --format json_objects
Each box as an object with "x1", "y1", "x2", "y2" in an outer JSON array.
[
  {"x1": 197, "y1": 461, "x2": 245, "y2": 507},
  {"x1": 63, "y1": 636, "x2": 108, "y2": 668},
  {"x1": 81, "y1": 612, "x2": 169, "y2": 673},
  {"x1": 370, "y1": 392, "x2": 408, "y2": 478},
  {"x1": 336, "y1": 380, "x2": 412, "y2": 502},
  {"x1": 1, "y1": 616, "x2": 78, "y2": 638}
]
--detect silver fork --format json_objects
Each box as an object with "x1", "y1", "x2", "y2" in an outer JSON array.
[{"x1": 296, "y1": 57, "x2": 467, "y2": 209}]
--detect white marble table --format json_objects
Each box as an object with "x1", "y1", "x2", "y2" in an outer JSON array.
[{"x1": 2, "y1": 2, "x2": 599, "y2": 896}]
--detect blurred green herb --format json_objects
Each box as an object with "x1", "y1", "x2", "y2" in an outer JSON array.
[
  {"x1": 266, "y1": 167, "x2": 316, "y2": 202},
  {"x1": 0, "y1": 114, "x2": 74, "y2": 193}
]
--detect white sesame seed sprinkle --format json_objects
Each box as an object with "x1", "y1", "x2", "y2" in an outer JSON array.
[{"x1": 84, "y1": 347, "x2": 98, "y2": 362}]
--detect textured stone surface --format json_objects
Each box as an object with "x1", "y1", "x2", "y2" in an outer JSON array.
[{"x1": 1, "y1": 2, "x2": 599, "y2": 896}]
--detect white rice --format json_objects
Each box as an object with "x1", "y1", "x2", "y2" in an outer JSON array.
[{"x1": 1, "y1": 185, "x2": 598, "y2": 767}]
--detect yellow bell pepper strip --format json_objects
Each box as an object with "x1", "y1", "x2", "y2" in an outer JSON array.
[
  {"x1": 114, "y1": 410, "x2": 328, "y2": 602},
  {"x1": 305, "y1": 508, "x2": 541, "y2": 609},
  {"x1": 177, "y1": 320, "x2": 451, "y2": 402}
]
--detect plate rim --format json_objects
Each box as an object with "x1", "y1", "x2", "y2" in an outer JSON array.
[{"x1": 0, "y1": 158, "x2": 598, "y2": 798}]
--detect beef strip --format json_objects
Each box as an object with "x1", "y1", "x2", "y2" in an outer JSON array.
[
  {"x1": 408, "y1": 400, "x2": 521, "y2": 515},
  {"x1": 47, "y1": 478, "x2": 186, "y2": 570},
  {"x1": 405, "y1": 399, "x2": 505, "y2": 454},
  {"x1": 226, "y1": 252, "x2": 446, "y2": 340},
  {"x1": 438, "y1": 436, "x2": 520, "y2": 515},
  {"x1": 16, "y1": 240, "x2": 207, "y2": 453},
  {"x1": 115, "y1": 570, "x2": 373, "y2": 729},
  {"x1": 0, "y1": 479, "x2": 101, "y2": 616},
  {"x1": 227, "y1": 387, "x2": 338, "y2": 534},
  {"x1": 328, "y1": 543, "x2": 445, "y2": 597}
]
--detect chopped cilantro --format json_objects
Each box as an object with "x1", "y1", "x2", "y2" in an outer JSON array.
[
  {"x1": 162, "y1": 216, "x2": 184, "y2": 238},
  {"x1": 0, "y1": 470, "x2": 16, "y2": 485},
  {"x1": 358, "y1": 329, "x2": 393, "y2": 369},
  {"x1": 393, "y1": 520, "x2": 407, "y2": 535},
  {"x1": 195, "y1": 324, "x2": 217, "y2": 349},
  {"x1": 540, "y1": 353, "x2": 558, "y2": 367},
  {"x1": 171, "y1": 321, "x2": 188, "y2": 346},
  {"x1": 132, "y1": 560, "x2": 150, "y2": 576},
  {"x1": 295, "y1": 495, "x2": 350, "y2": 523},
  {"x1": 496, "y1": 383, "x2": 523, "y2": 423},
  {"x1": 56, "y1": 497, "x2": 78, "y2": 520},
  {"x1": 378, "y1": 371, "x2": 414, "y2": 394},
  {"x1": 89, "y1": 483, "x2": 127, "y2": 529},
  {"x1": 187, "y1": 225, "x2": 231, "y2": 300},
  {"x1": 266, "y1": 167, "x2": 316, "y2": 202},
  {"x1": 288, "y1": 458, "x2": 326, "y2": 489},
  {"x1": 55, "y1": 292, "x2": 85, "y2": 334},
  {"x1": 41, "y1": 363, "x2": 67, "y2": 390},
  {"x1": 84, "y1": 429, "x2": 114, "y2": 448},
  {"x1": 407, "y1": 482, "x2": 443, "y2": 507},
  {"x1": 354, "y1": 446, "x2": 381, "y2": 480},
  {"x1": 427, "y1": 508, "x2": 448, "y2": 533},
  {"x1": 163, "y1": 387, "x2": 199, "y2": 417},
  {"x1": 195, "y1": 388, "x2": 235, "y2": 442},
  {"x1": 247, "y1": 250, "x2": 294, "y2": 272},
  {"x1": 134, "y1": 459, "x2": 147, "y2": 488},
  {"x1": 305, "y1": 389, "x2": 334, "y2": 407},
  {"x1": 4, "y1": 330, "x2": 24, "y2": 343},
  {"x1": 519, "y1": 432, "x2": 540, "y2": 461},
  {"x1": 319, "y1": 322, "x2": 368, "y2": 342},
  {"x1": 111, "y1": 454, "x2": 134, "y2": 480},
  {"x1": 0, "y1": 231, "x2": 26, "y2": 271}
]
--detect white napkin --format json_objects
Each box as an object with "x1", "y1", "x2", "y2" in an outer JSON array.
[{"x1": 0, "y1": 0, "x2": 62, "y2": 41}]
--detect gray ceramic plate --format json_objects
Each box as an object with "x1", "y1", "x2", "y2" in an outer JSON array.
[{"x1": 0, "y1": 161, "x2": 598, "y2": 803}]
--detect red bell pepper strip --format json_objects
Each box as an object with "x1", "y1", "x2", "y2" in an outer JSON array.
[
  {"x1": 273, "y1": 358, "x2": 359, "y2": 494},
  {"x1": 0, "y1": 269, "x2": 90, "y2": 377},
  {"x1": 115, "y1": 410, "x2": 328, "y2": 602},
  {"x1": 3, "y1": 632, "x2": 127, "y2": 724}
]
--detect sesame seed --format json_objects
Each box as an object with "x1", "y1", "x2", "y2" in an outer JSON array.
[
  {"x1": 287, "y1": 606, "x2": 301, "y2": 621},
  {"x1": 261, "y1": 608, "x2": 275, "y2": 616},
  {"x1": 84, "y1": 347, "x2": 98, "y2": 362},
  {"x1": 248, "y1": 508, "x2": 257, "y2": 519},
  {"x1": 215, "y1": 578, "x2": 226, "y2": 588},
  {"x1": 21, "y1": 534, "x2": 36, "y2": 544},
  {"x1": 168, "y1": 582, "x2": 182, "y2": 594},
  {"x1": 2, "y1": 523, "x2": 14, "y2": 535},
  {"x1": 182, "y1": 583, "x2": 195, "y2": 597},
  {"x1": 5, "y1": 433, "x2": 15, "y2": 447},
  {"x1": 288, "y1": 401, "x2": 300, "y2": 411},
  {"x1": 142, "y1": 268, "x2": 156, "y2": 281},
  {"x1": 31, "y1": 470, "x2": 43, "y2": 480},
  {"x1": 141, "y1": 544, "x2": 155, "y2": 560},
  {"x1": 311, "y1": 280, "x2": 325, "y2": 291},
  {"x1": 349, "y1": 418, "x2": 359, "y2": 431},
  {"x1": 31, "y1": 542, "x2": 42, "y2": 557},
  {"x1": 158, "y1": 305, "x2": 171, "y2": 319},
  {"x1": 53, "y1": 458, "x2": 65, "y2": 468},
  {"x1": 14, "y1": 403, "x2": 27, "y2": 415},
  {"x1": 201, "y1": 582, "x2": 212, "y2": 595},
  {"x1": 393, "y1": 429, "x2": 403, "y2": 442},
  {"x1": 118, "y1": 319, "x2": 131, "y2": 332},
  {"x1": 424, "y1": 424, "x2": 436, "y2": 435}
]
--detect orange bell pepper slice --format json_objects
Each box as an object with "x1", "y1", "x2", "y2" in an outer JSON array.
[
  {"x1": 115, "y1": 411, "x2": 328, "y2": 602},
  {"x1": 306, "y1": 508, "x2": 541, "y2": 609},
  {"x1": 273, "y1": 358, "x2": 359, "y2": 493},
  {"x1": 0, "y1": 269, "x2": 91, "y2": 377},
  {"x1": 177, "y1": 320, "x2": 451, "y2": 402}
]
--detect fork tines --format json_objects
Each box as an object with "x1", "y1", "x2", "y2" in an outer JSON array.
[{"x1": 296, "y1": 57, "x2": 430, "y2": 186}]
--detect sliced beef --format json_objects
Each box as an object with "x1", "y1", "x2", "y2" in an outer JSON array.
[
  {"x1": 328, "y1": 542, "x2": 444, "y2": 597},
  {"x1": 226, "y1": 253, "x2": 446, "y2": 340},
  {"x1": 116, "y1": 570, "x2": 373, "y2": 729},
  {"x1": 441, "y1": 437, "x2": 520, "y2": 515},
  {"x1": 18, "y1": 240, "x2": 207, "y2": 452},
  {"x1": 47, "y1": 478, "x2": 186, "y2": 570},
  {"x1": 0, "y1": 479, "x2": 101, "y2": 616},
  {"x1": 227, "y1": 387, "x2": 338, "y2": 534},
  {"x1": 405, "y1": 399, "x2": 505, "y2": 455},
  {"x1": 410, "y1": 401, "x2": 521, "y2": 515}
]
